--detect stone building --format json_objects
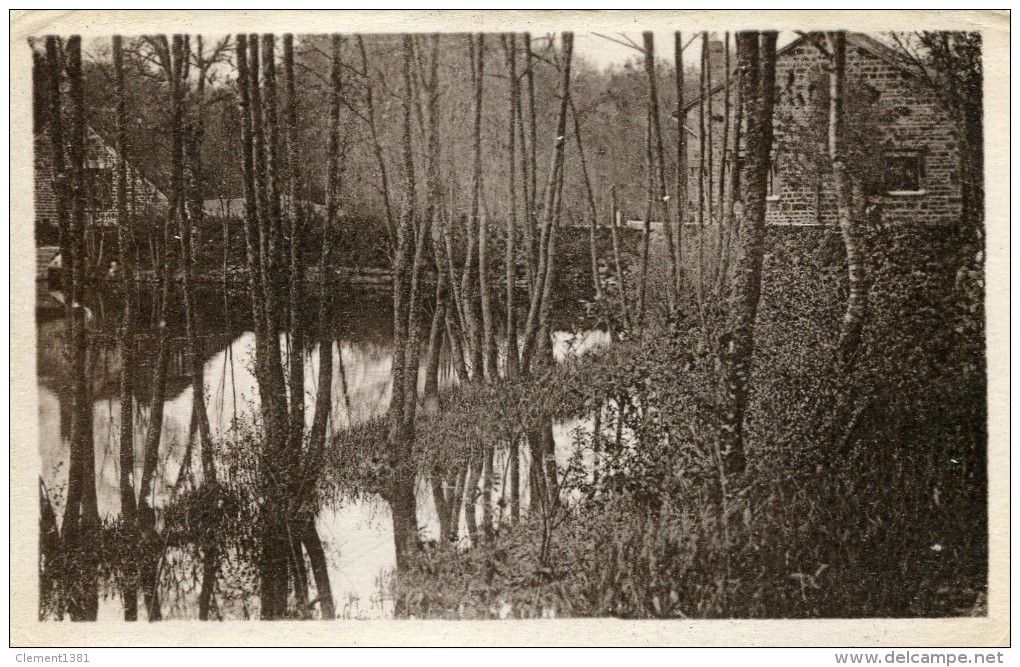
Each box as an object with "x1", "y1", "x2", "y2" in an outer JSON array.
[
  {"x1": 683, "y1": 32, "x2": 961, "y2": 228},
  {"x1": 33, "y1": 125, "x2": 168, "y2": 245}
]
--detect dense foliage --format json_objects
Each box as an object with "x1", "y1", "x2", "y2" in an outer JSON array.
[{"x1": 391, "y1": 224, "x2": 986, "y2": 618}]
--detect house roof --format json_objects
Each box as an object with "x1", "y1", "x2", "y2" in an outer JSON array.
[
  {"x1": 34, "y1": 123, "x2": 169, "y2": 204},
  {"x1": 679, "y1": 32, "x2": 916, "y2": 114}
]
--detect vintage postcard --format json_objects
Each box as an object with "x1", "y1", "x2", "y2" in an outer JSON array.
[{"x1": 9, "y1": 9, "x2": 1009, "y2": 647}]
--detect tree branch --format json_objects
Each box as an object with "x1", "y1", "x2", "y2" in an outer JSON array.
[{"x1": 592, "y1": 31, "x2": 644, "y2": 54}]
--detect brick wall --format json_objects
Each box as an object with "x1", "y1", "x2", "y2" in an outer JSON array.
[{"x1": 685, "y1": 33, "x2": 962, "y2": 228}]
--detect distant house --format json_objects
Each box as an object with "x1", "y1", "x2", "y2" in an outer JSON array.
[
  {"x1": 683, "y1": 32, "x2": 961, "y2": 228},
  {"x1": 34, "y1": 125, "x2": 168, "y2": 245},
  {"x1": 202, "y1": 197, "x2": 328, "y2": 220}
]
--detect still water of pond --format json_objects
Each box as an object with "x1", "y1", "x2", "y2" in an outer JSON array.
[{"x1": 36, "y1": 283, "x2": 608, "y2": 619}]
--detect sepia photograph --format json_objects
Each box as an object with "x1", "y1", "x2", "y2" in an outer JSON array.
[{"x1": 9, "y1": 9, "x2": 1009, "y2": 648}]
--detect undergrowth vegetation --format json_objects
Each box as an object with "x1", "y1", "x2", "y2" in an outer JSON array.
[
  {"x1": 38, "y1": 223, "x2": 985, "y2": 621},
  {"x1": 390, "y1": 225, "x2": 986, "y2": 619}
]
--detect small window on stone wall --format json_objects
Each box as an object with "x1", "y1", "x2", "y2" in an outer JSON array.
[{"x1": 879, "y1": 151, "x2": 925, "y2": 194}]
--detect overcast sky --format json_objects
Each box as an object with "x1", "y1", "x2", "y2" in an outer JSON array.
[
  {"x1": 573, "y1": 30, "x2": 799, "y2": 71},
  {"x1": 78, "y1": 31, "x2": 804, "y2": 77},
  {"x1": 573, "y1": 31, "x2": 678, "y2": 70}
]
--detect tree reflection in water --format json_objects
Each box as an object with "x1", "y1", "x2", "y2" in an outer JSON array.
[{"x1": 37, "y1": 284, "x2": 604, "y2": 619}]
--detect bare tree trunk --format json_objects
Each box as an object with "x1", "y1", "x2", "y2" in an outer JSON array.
[
  {"x1": 694, "y1": 33, "x2": 709, "y2": 312},
  {"x1": 504, "y1": 34, "x2": 521, "y2": 379},
  {"x1": 643, "y1": 31, "x2": 677, "y2": 310},
  {"x1": 526, "y1": 428, "x2": 546, "y2": 517},
  {"x1": 310, "y1": 35, "x2": 344, "y2": 459},
  {"x1": 308, "y1": 287, "x2": 333, "y2": 451},
  {"x1": 262, "y1": 35, "x2": 284, "y2": 284},
  {"x1": 181, "y1": 38, "x2": 213, "y2": 484},
  {"x1": 301, "y1": 519, "x2": 335, "y2": 619},
  {"x1": 527, "y1": 417, "x2": 558, "y2": 515},
  {"x1": 825, "y1": 32, "x2": 867, "y2": 367},
  {"x1": 705, "y1": 33, "x2": 715, "y2": 230},
  {"x1": 698, "y1": 35, "x2": 707, "y2": 218},
  {"x1": 535, "y1": 159, "x2": 564, "y2": 371},
  {"x1": 237, "y1": 34, "x2": 267, "y2": 396},
  {"x1": 303, "y1": 34, "x2": 343, "y2": 604},
  {"x1": 401, "y1": 59, "x2": 430, "y2": 450},
  {"x1": 69, "y1": 31, "x2": 100, "y2": 558},
  {"x1": 460, "y1": 34, "x2": 484, "y2": 380},
  {"x1": 237, "y1": 32, "x2": 291, "y2": 620},
  {"x1": 112, "y1": 34, "x2": 139, "y2": 622},
  {"x1": 445, "y1": 309, "x2": 468, "y2": 382},
  {"x1": 356, "y1": 36, "x2": 396, "y2": 245},
  {"x1": 481, "y1": 446, "x2": 494, "y2": 542},
  {"x1": 440, "y1": 210, "x2": 470, "y2": 378},
  {"x1": 542, "y1": 418, "x2": 559, "y2": 504},
  {"x1": 717, "y1": 34, "x2": 742, "y2": 297},
  {"x1": 674, "y1": 31, "x2": 687, "y2": 296},
  {"x1": 177, "y1": 36, "x2": 221, "y2": 621},
  {"x1": 637, "y1": 105, "x2": 654, "y2": 327},
  {"x1": 389, "y1": 35, "x2": 421, "y2": 573},
  {"x1": 432, "y1": 475, "x2": 452, "y2": 545},
  {"x1": 520, "y1": 32, "x2": 573, "y2": 373},
  {"x1": 471, "y1": 35, "x2": 498, "y2": 381},
  {"x1": 609, "y1": 187, "x2": 630, "y2": 330},
  {"x1": 718, "y1": 33, "x2": 730, "y2": 221},
  {"x1": 505, "y1": 434, "x2": 522, "y2": 526},
  {"x1": 523, "y1": 33, "x2": 539, "y2": 288},
  {"x1": 283, "y1": 33, "x2": 305, "y2": 461},
  {"x1": 713, "y1": 32, "x2": 731, "y2": 295},
  {"x1": 50, "y1": 34, "x2": 99, "y2": 622},
  {"x1": 718, "y1": 31, "x2": 777, "y2": 476},
  {"x1": 284, "y1": 32, "x2": 335, "y2": 620},
  {"x1": 464, "y1": 450, "x2": 482, "y2": 543},
  {"x1": 419, "y1": 34, "x2": 445, "y2": 414},
  {"x1": 435, "y1": 462, "x2": 467, "y2": 547},
  {"x1": 138, "y1": 273, "x2": 170, "y2": 536},
  {"x1": 396, "y1": 36, "x2": 438, "y2": 572},
  {"x1": 459, "y1": 230, "x2": 482, "y2": 379},
  {"x1": 251, "y1": 37, "x2": 274, "y2": 319},
  {"x1": 568, "y1": 99, "x2": 604, "y2": 306},
  {"x1": 255, "y1": 33, "x2": 291, "y2": 620},
  {"x1": 140, "y1": 33, "x2": 192, "y2": 622},
  {"x1": 45, "y1": 36, "x2": 70, "y2": 311},
  {"x1": 422, "y1": 301, "x2": 444, "y2": 402},
  {"x1": 251, "y1": 37, "x2": 289, "y2": 423},
  {"x1": 450, "y1": 465, "x2": 466, "y2": 543}
]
